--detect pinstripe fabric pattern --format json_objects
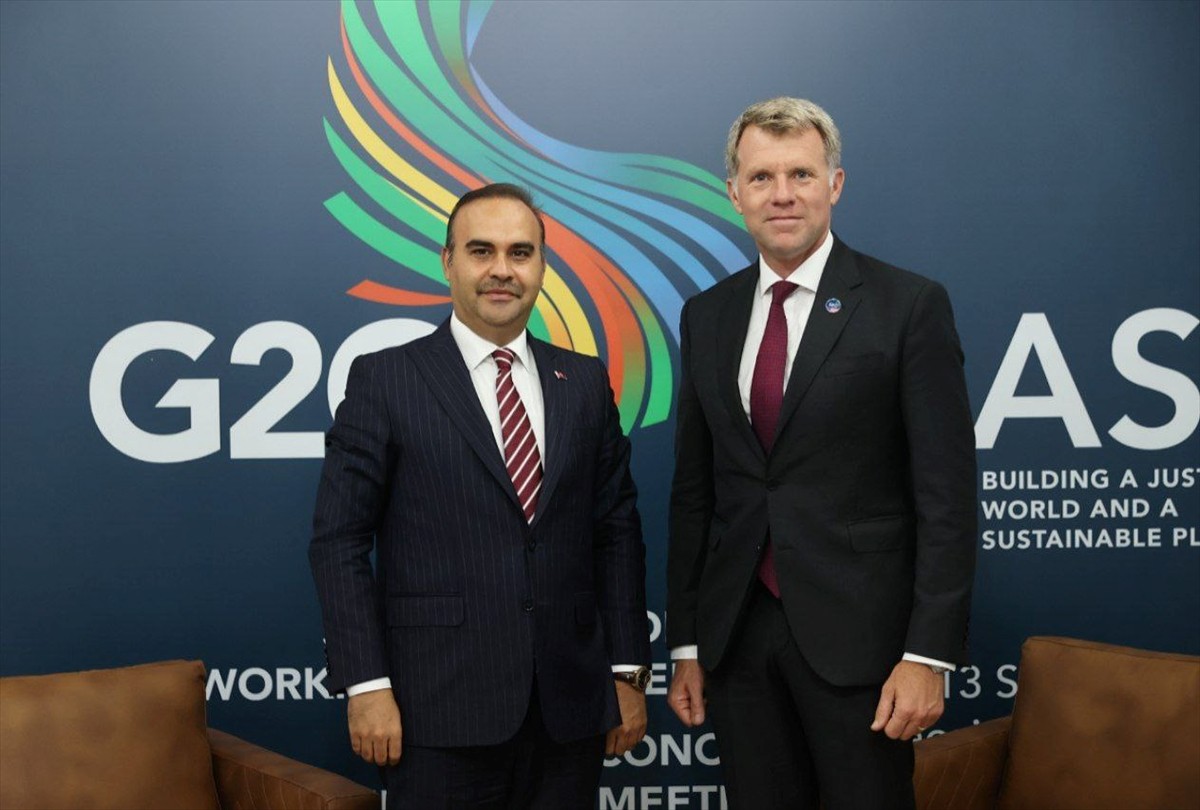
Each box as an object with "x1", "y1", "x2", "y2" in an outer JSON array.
[{"x1": 310, "y1": 320, "x2": 651, "y2": 747}]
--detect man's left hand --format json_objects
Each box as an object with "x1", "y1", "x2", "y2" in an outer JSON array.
[
  {"x1": 606, "y1": 681, "x2": 648, "y2": 756},
  {"x1": 870, "y1": 660, "x2": 944, "y2": 740}
]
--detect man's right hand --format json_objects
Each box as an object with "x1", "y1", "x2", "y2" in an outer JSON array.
[
  {"x1": 667, "y1": 658, "x2": 706, "y2": 727},
  {"x1": 347, "y1": 689, "x2": 402, "y2": 766}
]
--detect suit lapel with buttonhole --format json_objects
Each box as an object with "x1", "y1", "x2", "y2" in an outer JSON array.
[
  {"x1": 408, "y1": 321, "x2": 517, "y2": 506},
  {"x1": 715, "y1": 267, "x2": 759, "y2": 460},
  {"x1": 775, "y1": 238, "x2": 863, "y2": 444},
  {"x1": 528, "y1": 337, "x2": 570, "y2": 523}
]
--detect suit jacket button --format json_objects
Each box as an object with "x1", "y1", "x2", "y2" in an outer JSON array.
[
  {"x1": 767, "y1": 480, "x2": 780, "y2": 491},
  {"x1": 527, "y1": 540, "x2": 537, "y2": 552},
  {"x1": 522, "y1": 599, "x2": 534, "y2": 612}
]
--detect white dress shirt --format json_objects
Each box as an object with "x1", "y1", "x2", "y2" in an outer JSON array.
[
  {"x1": 449, "y1": 313, "x2": 546, "y2": 459},
  {"x1": 736, "y1": 232, "x2": 833, "y2": 415},
  {"x1": 670, "y1": 232, "x2": 954, "y2": 673}
]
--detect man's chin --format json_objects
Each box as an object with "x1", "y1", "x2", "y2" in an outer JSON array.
[
  {"x1": 480, "y1": 307, "x2": 528, "y2": 330},
  {"x1": 762, "y1": 238, "x2": 818, "y2": 265},
  {"x1": 480, "y1": 300, "x2": 524, "y2": 318}
]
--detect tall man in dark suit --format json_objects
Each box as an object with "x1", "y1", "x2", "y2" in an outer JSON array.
[
  {"x1": 666, "y1": 98, "x2": 977, "y2": 809},
  {"x1": 310, "y1": 184, "x2": 652, "y2": 808}
]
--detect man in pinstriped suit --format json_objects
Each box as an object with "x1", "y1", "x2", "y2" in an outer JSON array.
[{"x1": 310, "y1": 184, "x2": 652, "y2": 808}]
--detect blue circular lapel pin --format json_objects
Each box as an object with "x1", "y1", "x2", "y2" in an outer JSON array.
[{"x1": 825, "y1": 297, "x2": 842, "y2": 314}]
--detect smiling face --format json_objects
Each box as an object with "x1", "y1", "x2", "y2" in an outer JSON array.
[
  {"x1": 728, "y1": 125, "x2": 844, "y2": 277},
  {"x1": 442, "y1": 196, "x2": 545, "y2": 346}
]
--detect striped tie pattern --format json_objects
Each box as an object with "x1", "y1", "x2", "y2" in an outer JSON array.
[{"x1": 493, "y1": 349, "x2": 542, "y2": 523}]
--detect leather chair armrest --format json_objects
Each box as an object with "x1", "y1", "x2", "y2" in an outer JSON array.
[
  {"x1": 208, "y1": 728, "x2": 378, "y2": 810},
  {"x1": 913, "y1": 716, "x2": 1011, "y2": 810}
]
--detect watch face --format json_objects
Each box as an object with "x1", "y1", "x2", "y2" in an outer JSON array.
[{"x1": 617, "y1": 667, "x2": 652, "y2": 691}]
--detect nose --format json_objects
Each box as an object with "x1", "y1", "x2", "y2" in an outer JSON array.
[
  {"x1": 769, "y1": 176, "x2": 795, "y2": 205},
  {"x1": 490, "y1": 256, "x2": 515, "y2": 279}
]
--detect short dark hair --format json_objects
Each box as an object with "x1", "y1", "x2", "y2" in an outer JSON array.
[{"x1": 444, "y1": 183, "x2": 546, "y2": 251}]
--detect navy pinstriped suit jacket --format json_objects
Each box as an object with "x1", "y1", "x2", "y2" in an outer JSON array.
[{"x1": 310, "y1": 319, "x2": 651, "y2": 747}]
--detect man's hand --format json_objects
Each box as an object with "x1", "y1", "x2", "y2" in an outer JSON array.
[
  {"x1": 606, "y1": 681, "x2": 648, "y2": 757},
  {"x1": 870, "y1": 660, "x2": 943, "y2": 740},
  {"x1": 347, "y1": 689, "x2": 402, "y2": 766},
  {"x1": 667, "y1": 658, "x2": 706, "y2": 727}
]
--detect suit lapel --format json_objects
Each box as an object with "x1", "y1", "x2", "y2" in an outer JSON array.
[
  {"x1": 529, "y1": 338, "x2": 568, "y2": 525},
  {"x1": 716, "y1": 266, "x2": 765, "y2": 461},
  {"x1": 775, "y1": 237, "x2": 863, "y2": 443},
  {"x1": 409, "y1": 320, "x2": 520, "y2": 509}
]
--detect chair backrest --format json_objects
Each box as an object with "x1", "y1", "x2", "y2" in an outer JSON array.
[
  {"x1": 998, "y1": 636, "x2": 1200, "y2": 810},
  {"x1": 0, "y1": 659, "x2": 221, "y2": 810}
]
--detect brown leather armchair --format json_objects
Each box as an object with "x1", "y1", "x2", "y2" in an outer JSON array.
[
  {"x1": 0, "y1": 659, "x2": 377, "y2": 810},
  {"x1": 914, "y1": 636, "x2": 1200, "y2": 810}
]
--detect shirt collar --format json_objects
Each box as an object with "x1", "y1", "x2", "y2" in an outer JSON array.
[
  {"x1": 756, "y1": 229, "x2": 833, "y2": 297},
  {"x1": 448, "y1": 312, "x2": 533, "y2": 371}
]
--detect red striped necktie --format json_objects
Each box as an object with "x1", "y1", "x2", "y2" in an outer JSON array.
[
  {"x1": 493, "y1": 348, "x2": 543, "y2": 523},
  {"x1": 750, "y1": 280, "x2": 798, "y2": 596}
]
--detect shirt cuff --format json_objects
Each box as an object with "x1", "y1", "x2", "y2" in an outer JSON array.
[
  {"x1": 612, "y1": 665, "x2": 640, "y2": 673},
  {"x1": 902, "y1": 652, "x2": 956, "y2": 671},
  {"x1": 345, "y1": 677, "x2": 392, "y2": 696},
  {"x1": 671, "y1": 647, "x2": 949, "y2": 669}
]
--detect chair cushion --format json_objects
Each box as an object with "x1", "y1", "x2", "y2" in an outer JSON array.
[
  {"x1": 998, "y1": 636, "x2": 1200, "y2": 810},
  {"x1": 0, "y1": 660, "x2": 220, "y2": 810}
]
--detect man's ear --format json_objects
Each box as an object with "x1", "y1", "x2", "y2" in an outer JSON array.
[
  {"x1": 830, "y1": 168, "x2": 845, "y2": 206},
  {"x1": 727, "y1": 177, "x2": 742, "y2": 215}
]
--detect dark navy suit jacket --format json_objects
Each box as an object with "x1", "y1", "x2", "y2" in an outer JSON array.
[
  {"x1": 666, "y1": 237, "x2": 977, "y2": 687},
  {"x1": 310, "y1": 319, "x2": 651, "y2": 746}
]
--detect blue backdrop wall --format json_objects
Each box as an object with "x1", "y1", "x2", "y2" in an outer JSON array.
[{"x1": 2, "y1": 1, "x2": 1197, "y2": 806}]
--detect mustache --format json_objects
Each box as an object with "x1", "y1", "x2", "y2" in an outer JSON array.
[{"x1": 478, "y1": 281, "x2": 523, "y2": 296}]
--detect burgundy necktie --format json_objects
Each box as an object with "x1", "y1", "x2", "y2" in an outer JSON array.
[
  {"x1": 750, "y1": 281, "x2": 798, "y2": 596},
  {"x1": 493, "y1": 349, "x2": 543, "y2": 523}
]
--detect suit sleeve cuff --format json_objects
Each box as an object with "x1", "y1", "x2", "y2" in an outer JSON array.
[
  {"x1": 670, "y1": 645, "x2": 699, "y2": 660},
  {"x1": 345, "y1": 677, "x2": 392, "y2": 696},
  {"x1": 903, "y1": 652, "x2": 956, "y2": 671}
]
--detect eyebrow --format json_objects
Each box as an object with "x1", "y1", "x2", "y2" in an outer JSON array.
[
  {"x1": 746, "y1": 162, "x2": 819, "y2": 176},
  {"x1": 463, "y1": 239, "x2": 537, "y2": 252}
]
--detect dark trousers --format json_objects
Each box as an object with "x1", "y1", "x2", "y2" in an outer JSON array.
[
  {"x1": 382, "y1": 681, "x2": 604, "y2": 810},
  {"x1": 706, "y1": 584, "x2": 916, "y2": 810}
]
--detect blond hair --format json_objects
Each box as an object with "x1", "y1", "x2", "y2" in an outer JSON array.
[{"x1": 725, "y1": 97, "x2": 842, "y2": 179}]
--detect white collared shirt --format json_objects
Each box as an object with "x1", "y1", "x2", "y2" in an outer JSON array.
[
  {"x1": 448, "y1": 313, "x2": 545, "y2": 462},
  {"x1": 736, "y1": 231, "x2": 832, "y2": 417}
]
